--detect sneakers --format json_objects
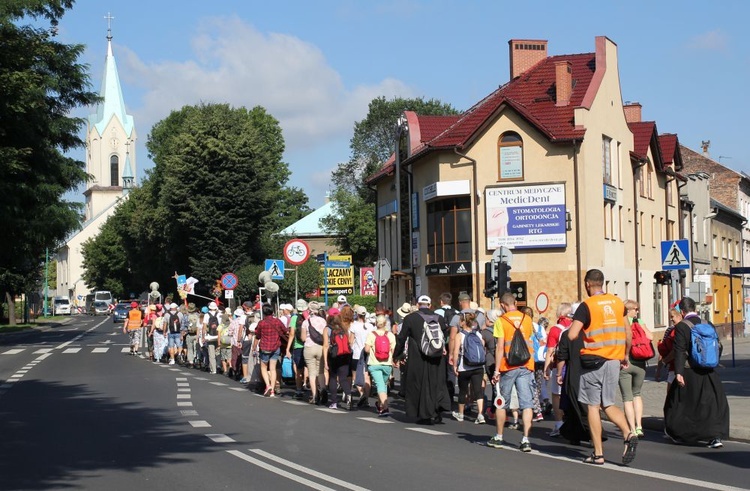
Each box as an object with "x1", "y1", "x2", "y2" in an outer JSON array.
[
  {"x1": 357, "y1": 396, "x2": 369, "y2": 408},
  {"x1": 475, "y1": 414, "x2": 486, "y2": 425},
  {"x1": 533, "y1": 412, "x2": 544, "y2": 422},
  {"x1": 707, "y1": 438, "x2": 723, "y2": 449},
  {"x1": 268, "y1": 389, "x2": 275, "y2": 398},
  {"x1": 486, "y1": 436, "x2": 505, "y2": 448},
  {"x1": 549, "y1": 427, "x2": 561, "y2": 437},
  {"x1": 520, "y1": 441, "x2": 532, "y2": 453},
  {"x1": 451, "y1": 411, "x2": 464, "y2": 422},
  {"x1": 263, "y1": 387, "x2": 272, "y2": 397},
  {"x1": 328, "y1": 403, "x2": 338, "y2": 410},
  {"x1": 507, "y1": 421, "x2": 520, "y2": 430},
  {"x1": 239, "y1": 378, "x2": 249, "y2": 384},
  {"x1": 168, "y1": 359, "x2": 175, "y2": 365},
  {"x1": 635, "y1": 427, "x2": 644, "y2": 438}
]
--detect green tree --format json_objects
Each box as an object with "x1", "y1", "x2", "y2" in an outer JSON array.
[
  {"x1": 0, "y1": 1, "x2": 98, "y2": 324},
  {"x1": 322, "y1": 96, "x2": 459, "y2": 267}
]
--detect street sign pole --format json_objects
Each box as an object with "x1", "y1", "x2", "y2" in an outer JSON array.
[{"x1": 323, "y1": 252, "x2": 329, "y2": 307}]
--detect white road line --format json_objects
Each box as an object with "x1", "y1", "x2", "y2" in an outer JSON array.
[
  {"x1": 405, "y1": 428, "x2": 450, "y2": 436},
  {"x1": 178, "y1": 388, "x2": 191, "y2": 392},
  {"x1": 228, "y1": 450, "x2": 336, "y2": 491},
  {"x1": 176, "y1": 394, "x2": 191, "y2": 399},
  {"x1": 92, "y1": 348, "x2": 109, "y2": 353},
  {"x1": 6, "y1": 379, "x2": 19, "y2": 383},
  {"x1": 16, "y1": 370, "x2": 29, "y2": 374},
  {"x1": 9, "y1": 374, "x2": 23, "y2": 379},
  {"x1": 177, "y1": 401, "x2": 193, "y2": 407},
  {"x1": 250, "y1": 448, "x2": 370, "y2": 491},
  {"x1": 189, "y1": 420, "x2": 211, "y2": 428},
  {"x1": 62, "y1": 348, "x2": 81, "y2": 354},
  {"x1": 121, "y1": 347, "x2": 130, "y2": 353},
  {"x1": 357, "y1": 417, "x2": 394, "y2": 424},
  {"x1": 194, "y1": 377, "x2": 209, "y2": 381},
  {"x1": 316, "y1": 408, "x2": 345, "y2": 414},
  {"x1": 177, "y1": 383, "x2": 190, "y2": 387},
  {"x1": 33, "y1": 348, "x2": 53, "y2": 354},
  {"x1": 35, "y1": 353, "x2": 51, "y2": 361},
  {"x1": 210, "y1": 382, "x2": 227, "y2": 386},
  {"x1": 169, "y1": 368, "x2": 181, "y2": 372},
  {"x1": 229, "y1": 387, "x2": 247, "y2": 392},
  {"x1": 175, "y1": 378, "x2": 188, "y2": 381},
  {"x1": 180, "y1": 410, "x2": 198, "y2": 416},
  {"x1": 2, "y1": 349, "x2": 24, "y2": 355},
  {"x1": 282, "y1": 400, "x2": 308, "y2": 405},
  {"x1": 206, "y1": 434, "x2": 235, "y2": 443}
]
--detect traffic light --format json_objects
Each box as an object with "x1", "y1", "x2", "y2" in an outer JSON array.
[
  {"x1": 653, "y1": 271, "x2": 670, "y2": 285},
  {"x1": 483, "y1": 261, "x2": 498, "y2": 298},
  {"x1": 498, "y1": 261, "x2": 511, "y2": 295}
]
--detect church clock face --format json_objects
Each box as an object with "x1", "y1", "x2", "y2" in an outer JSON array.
[{"x1": 110, "y1": 137, "x2": 119, "y2": 149}]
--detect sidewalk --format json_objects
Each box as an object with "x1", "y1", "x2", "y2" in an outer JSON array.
[{"x1": 639, "y1": 335, "x2": 750, "y2": 443}]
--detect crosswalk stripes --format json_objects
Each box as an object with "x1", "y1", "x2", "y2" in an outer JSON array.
[
  {"x1": 62, "y1": 348, "x2": 81, "y2": 354},
  {"x1": 92, "y1": 348, "x2": 109, "y2": 353},
  {"x1": 2, "y1": 349, "x2": 24, "y2": 355}
]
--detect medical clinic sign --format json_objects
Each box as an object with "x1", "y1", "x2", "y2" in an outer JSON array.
[{"x1": 485, "y1": 183, "x2": 566, "y2": 249}]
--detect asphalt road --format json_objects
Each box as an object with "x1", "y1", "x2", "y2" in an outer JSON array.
[{"x1": 0, "y1": 316, "x2": 748, "y2": 490}]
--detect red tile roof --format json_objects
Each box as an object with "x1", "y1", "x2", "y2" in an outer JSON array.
[
  {"x1": 658, "y1": 133, "x2": 682, "y2": 171},
  {"x1": 367, "y1": 52, "x2": 595, "y2": 184},
  {"x1": 628, "y1": 121, "x2": 665, "y2": 171}
]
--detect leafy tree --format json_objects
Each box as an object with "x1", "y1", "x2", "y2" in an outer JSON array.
[
  {"x1": 0, "y1": 1, "x2": 98, "y2": 323},
  {"x1": 322, "y1": 96, "x2": 459, "y2": 267}
]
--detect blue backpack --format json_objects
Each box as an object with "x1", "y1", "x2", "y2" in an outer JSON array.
[
  {"x1": 687, "y1": 317, "x2": 721, "y2": 368},
  {"x1": 532, "y1": 323, "x2": 546, "y2": 363},
  {"x1": 462, "y1": 330, "x2": 485, "y2": 366}
]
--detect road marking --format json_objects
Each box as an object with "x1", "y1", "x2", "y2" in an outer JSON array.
[
  {"x1": 249, "y1": 449, "x2": 370, "y2": 491},
  {"x1": 169, "y1": 368, "x2": 181, "y2": 372},
  {"x1": 282, "y1": 400, "x2": 308, "y2": 405},
  {"x1": 62, "y1": 348, "x2": 81, "y2": 354},
  {"x1": 210, "y1": 382, "x2": 227, "y2": 387},
  {"x1": 406, "y1": 428, "x2": 450, "y2": 436},
  {"x1": 121, "y1": 348, "x2": 130, "y2": 353},
  {"x1": 357, "y1": 417, "x2": 394, "y2": 424},
  {"x1": 178, "y1": 388, "x2": 191, "y2": 392},
  {"x1": 206, "y1": 434, "x2": 235, "y2": 443},
  {"x1": 316, "y1": 408, "x2": 345, "y2": 414},
  {"x1": 176, "y1": 394, "x2": 191, "y2": 399},
  {"x1": 176, "y1": 378, "x2": 188, "y2": 381},
  {"x1": 194, "y1": 377, "x2": 209, "y2": 381},
  {"x1": 92, "y1": 348, "x2": 109, "y2": 353},
  {"x1": 189, "y1": 420, "x2": 211, "y2": 428},
  {"x1": 228, "y1": 450, "x2": 335, "y2": 490},
  {"x1": 33, "y1": 348, "x2": 53, "y2": 354},
  {"x1": 16, "y1": 370, "x2": 29, "y2": 374},
  {"x1": 2, "y1": 349, "x2": 24, "y2": 355},
  {"x1": 36, "y1": 353, "x2": 52, "y2": 361},
  {"x1": 177, "y1": 401, "x2": 193, "y2": 407},
  {"x1": 226, "y1": 387, "x2": 245, "y2": 392},
  {"x1": 177, "y1": 383, "x2": 190, "y2": 387},
  {"x1": 9, "y1": 374, "x2": 23, "y2": 379},
  {"x1": 6, "y1": 379, "x2": 19, "y2": 383},
  {"x1": 180, "y1": 410, "x2": 198, "y2": 416}
]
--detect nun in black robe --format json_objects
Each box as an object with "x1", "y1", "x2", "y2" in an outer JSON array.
[
  {"x1": 555, "y1": 329, "x2": 590, "y2": 444},
  {"x1": 664, "y1": 316, "x2": 729, "y2": 443},
  {"x1": 394, "y1": 307, "x2": 451, "y2": 422}
]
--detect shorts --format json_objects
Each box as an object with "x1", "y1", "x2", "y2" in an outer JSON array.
[
  {"x1": 368, "y1": 364, "x2": 393, "y2": 395},
  {"x1": 292, "y1": 348, "x2": 305, "y2": 370},
  {"x1": 618, "y1": 361, "x2": 646, "y2": 402},
  {"x1": 550, "y1": 368, "x2": 562, "y2": 396},
  {"x1": 499, "y1": 368, "x2": 534, "y2": 410},
  {"x1": 168, "y1": 332, "x2": 182, "y2": 349},
  {"x1": 579, "y1": 359, "x2": 620, "y2": 407},
  {"x1": 242, "y1": 339, "x2": 252, "y2": 362},
  {"x1": 259, "y1": 348, "x2": 280, "y2": 364},
  {"x1": 220, "y1": 347, "x2": 232, "y2": 361},
  {"x1": 128, "y1": 329, "x2": 141, "y2": 346}
]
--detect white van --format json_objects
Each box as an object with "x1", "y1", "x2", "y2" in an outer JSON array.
[
  {"x1": 94, "y1": 291, "x2": 113, "y2": 306},
  {"x1": 53, "y1": 297, "x2": 71, "y2": 315}
]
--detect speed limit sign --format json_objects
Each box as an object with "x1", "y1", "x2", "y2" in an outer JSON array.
[{"x1": 283, "y1": 239, "x2": 310, "y2": 266}]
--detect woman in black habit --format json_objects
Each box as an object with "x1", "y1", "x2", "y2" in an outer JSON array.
[
  {"x1": 555, "y1": 328, "x2": 590, "y2": 444},
  {"x1": 664, "y1": 297, "x2": 729, "y2": 448}
]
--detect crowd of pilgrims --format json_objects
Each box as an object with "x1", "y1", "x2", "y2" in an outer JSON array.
[{"x1": 120, "y1": 286, "x2": 729, "y2": 460}]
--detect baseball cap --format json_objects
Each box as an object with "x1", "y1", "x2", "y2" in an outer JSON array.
[
  {"x1": 417, "y1": 295, "x2": 431, "y2": 305},
  {"x1": 337, "y1": 295, "x2": 347, "y2": 304},
  {"x1": 169, "y1": 303, "x2": 178, "y2": 310},
  {"x1": 233, "y1": 308, "x2": 244, "y2": 317},
  {"x1": 355, "y1": 305, "x2": 367, "y2": 316},
  {"x1": 327, "y1": 307, "x2": 340, "y2": 316},
  {"x1": 130, "y1": 301, "x2": 138, "y2": 308},
  {"x1": 458, "y1": 292, "x2": 471, "y2": 302}
]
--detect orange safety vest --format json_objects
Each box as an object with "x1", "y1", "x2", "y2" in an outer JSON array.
[
  {"x1": 579, "y1": 293, "x2": 627, "y2": 360},
  {"x1": 127, "y1": 309, "x2": 143, "y2": 331},
  {"x1": 495, "y1": 310, "x2": 535, "y2": 372}
]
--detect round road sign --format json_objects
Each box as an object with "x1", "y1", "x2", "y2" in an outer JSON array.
[
  {"x1": 221, "y1": 272, "x2": 238, "y2": 290},
  {"x1": 284, "y1": 239, "x2": 311, "y2": 266}
]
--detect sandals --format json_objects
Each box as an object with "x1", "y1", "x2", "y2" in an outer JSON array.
[
  {"x1": 622, "y1": 433, "x2": 639, "y2": 465},
  {"x1": 583, "y1": 453, "x2": 605, "y2": 465}
]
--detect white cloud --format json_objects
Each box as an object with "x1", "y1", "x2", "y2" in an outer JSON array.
[
  {"x1": 114, "y1": 15, "x2": 413, "y2": 206},
  {"x1": 686, "y1": 30, "x2": 729, "y2": 52}
]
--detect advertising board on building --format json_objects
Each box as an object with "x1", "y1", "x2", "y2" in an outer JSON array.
[
  {"x1": 320, "y1": 254, "x2": 354, "y2": 296},
  {"x1": 360, "y1": 267, "x2": 377, "y2": 296},
  {"x1": 485, "y1": 183, "x2": 567, "y2": 249}
]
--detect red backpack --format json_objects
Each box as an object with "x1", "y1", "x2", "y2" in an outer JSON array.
[
  {"x1": 630, "y1": 321, "x2": 655, "y2": 361},
  {"x1": 329, "y1": 331, "x2": 352, "y2": 358},
  {"x1": 374, "y1": 332, "x2": 391, "y2": 361}
]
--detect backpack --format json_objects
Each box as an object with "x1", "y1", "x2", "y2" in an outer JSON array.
[
  {"x1": 329, "y1": 330, "x2": 351, "y2": 358},
  {"x1": 504, "y1": 314, "x2": 530, "y2": 366},
  {"x1": 439, "y1": 306, "x2": 458, "y2": 326},
  {"x1": 153, "y1": 316, "x2": 164, "y2": 331},
  {"x1": 206, "y1": 313, "x2": 219, "y2": 337},
  {"x1": 532, "y1": 323, "x2": 546, "y2": 363},
  {"x1": 187, "y1": 313, "x2": 199, "y2": 335},
  {"x1": 462, "y1": 329, "x2": 485, "y2": 366},
  {"x1": 418, "y1": 312, "x2": 445, "y2": 358},
  {"x1": 629, "y1": 320, "x2": 655, "y2": 361},
  {"x1": 167, "y1": 313, "x2": 180, "y2": 334},
  {"x1": 374, "y1": 331, "x2": 391, "y2": 361},
  {"x1": 292, "y1": 314, "x2": 305, "y2": 345},
  {"x1": 305, "y1": 317, "x2": 324, "y2": 345},
  {"x1": 687, "y1": 317, "x2": 721, "y2": 368}
]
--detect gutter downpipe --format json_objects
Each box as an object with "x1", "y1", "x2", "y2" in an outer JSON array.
[
  {"x1": 454, "y1": 148, "x2": 480, "y2": 303},
  {"x1": 573, "y1": 140, "x2": 583, "y2": 301},
  {"x1": 633, "y1": 159, "x2": 648, "y2": 308}
]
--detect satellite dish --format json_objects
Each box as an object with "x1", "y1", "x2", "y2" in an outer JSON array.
[
  {"x1": 265, "y1": 281, "x2": 279, "y2": 294},
  {"x1": 258, "y1": 271, "x2": 272, "y2": 284},
  {"x1": 149, "y1": 282, "x2": 160, "y2": 292}
]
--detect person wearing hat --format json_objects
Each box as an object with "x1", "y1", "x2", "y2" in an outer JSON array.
[
  {"x1": 394, "y1": 295, "x2": 451, "y2": 424},
  {"x1": 202, "y1": 302, "x2": 221, "y2": 374},
  {"x1": 184, "y1": 303, "x2": 200, "y2": 368},
  {"x1": 301, "y1": 300, "x2": 329, "y2": 404},
  {"x1": 150, "y1": 303, "x2": 168, "y2": 363},
  {"x1": 124, "y1": 301, "x2": 144, "y2": 356},
  {"x1": 284, "y1": 299, "x2": 310, "y2": 399},
  {"x1": 163, "y1": 303, "x2": 183, "y2": 365},
  {"x1": 349, "y1": 305, "x2": 373, "y2": 407},
  {"x1": 337, "y1": 295, "x2": 348, "y2": 307}
]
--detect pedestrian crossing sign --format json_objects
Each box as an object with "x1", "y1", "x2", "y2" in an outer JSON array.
[
  {"x1": 661, "y1": 239, "x2": 690, "y2": 270},
  {"x1": 265, "y1": 259, "x2": 285, "y2": 280}
]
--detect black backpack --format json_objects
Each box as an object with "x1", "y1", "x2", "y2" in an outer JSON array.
[
  {"x1": 292, "y1": 314, "x2": 305, "y2": 345},
  {"x1": 206, "y1": 313, "x2": 219, "y2": 336},
  {"x1": 168, "y1": 313, "x2": 180, "y2": 334}
]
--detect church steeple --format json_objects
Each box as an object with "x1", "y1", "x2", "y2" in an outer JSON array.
[{"x1": 122, "y1": 142, "x2": 134, "y2": 195}]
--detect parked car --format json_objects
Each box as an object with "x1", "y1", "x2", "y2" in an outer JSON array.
[
  {"x1": 53, "y1": 297, "x2": 71, "y2": 315},
  {"x1": 89, "y1": 300, "x2": 110, "y2": 316},
  {"x1": 112, "y1": 302, "x2": 130, "y2": 323}
]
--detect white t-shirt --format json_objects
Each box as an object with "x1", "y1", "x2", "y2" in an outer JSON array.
[{"x1": 349, "y1": 320, "x2": 373, "y2": 359}]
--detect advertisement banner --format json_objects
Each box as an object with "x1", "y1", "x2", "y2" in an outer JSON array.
[
  {"x1": 360, "y1": 267, "x2": 377, "y2": 296},
  {"x1": 320, "y1": 254, "x2": 354, "y2": 296},
  {"x1": 485, "y1": 183, "x2": 567, "y2": 249}
]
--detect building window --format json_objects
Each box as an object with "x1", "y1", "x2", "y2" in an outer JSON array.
[
  {"x1": 651, "y1": 215, "x2": 656, "y2": 247},
  {"x1": 497, "y1": 132, "x2": 523, "y2": 181},
  {"x1": 640, "y1": 212, "x2": 645, "y2": 246},
  {"x1": 713, "y1": 235, "x2": 718, "y2": 258},
  {"x1": 692, "y1": 214, "x2": 697, "y2": 244},
  {"x1": 666, "y1": 179, "x2": 673, "y2": 207},
  {"x1": 722, "y1": 237, "x2": 727, "y2": 259},
  {"x1": 619, "y1": 205, "x2": 624, "y2": 242},
  {"x1": 602, "y1": 136, "x2": 612, "y2": 185},
  {"x1": 616, "y1": 141, "x2": 622, "y2": 189},
  {"x1": 603, "y1": 203, "x2": 610, "y2": 240},
  {"x1": 667, "y1": 220, "x2": 675, "y2": 241},
  {"x1": 638, "y1": 166, "x2": 645, "y2": 197},
  {"x1": 653, "y1": 282, "x2": 663, "y2": 327},
  {"x1": 426, "y1": 197, "x2": 472, "y2": 264},
  {"x1": 110, "y1": 155, "x2": 119, "y2": 187},
  {"x1": 646, "y1": 163, "x2": 654, "y2": 199}
]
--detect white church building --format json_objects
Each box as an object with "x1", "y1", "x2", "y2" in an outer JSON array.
[{"x1": 56, "y1": 25, "x2": 136, "y2": 307}]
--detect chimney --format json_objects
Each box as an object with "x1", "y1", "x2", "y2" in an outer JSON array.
[
  {"x1": 701, "y1": 140, "x2": 711, "y2": 157},
  {"x1": 555, "y1": 61, "x2": 572, "y2": 107},
  {"x1": 623, "y1": 102, "x2": 642, "y2": 123},
  {"x1": 509, "y1": 39, "x2": 548, "y2": 79}
]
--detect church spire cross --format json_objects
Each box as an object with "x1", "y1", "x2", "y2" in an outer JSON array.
[{"x1": 104, "y1": 12, "x2": 114, "y2": 41}]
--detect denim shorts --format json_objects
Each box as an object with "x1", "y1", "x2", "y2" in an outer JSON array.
[
  {"x1": 499, "y1": 368, "x2": 534, "y2": 410},
  {"x1": 168, "y1": 333, "x2": 182, "y2": 349},
  {"x1": 259, "y1": 348, "x2": 280, "y2": 364},
  {"x1": 292, "y1": 348, "x2": 305, "y2": 369}
]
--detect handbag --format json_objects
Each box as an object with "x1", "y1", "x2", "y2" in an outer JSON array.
[{"x1": 281, "y1": 357, "x2": 293, "y2": 379}]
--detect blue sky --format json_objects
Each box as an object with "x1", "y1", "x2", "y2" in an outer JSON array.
[{"x1": 57, "y1": 0, "x2": 749, "y2": 208}]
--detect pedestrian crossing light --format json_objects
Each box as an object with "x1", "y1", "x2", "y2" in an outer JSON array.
[
  {"x1": 654, "y1": 271, "x2": 670, "y2": 285},
  {"x1": 498, "y1": 261, "x2": 511, "y2": 295}
]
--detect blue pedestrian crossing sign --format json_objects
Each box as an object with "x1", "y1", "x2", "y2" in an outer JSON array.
[
  {"x1": 661, "y1": 239, "x2": 690, "y2": 270},
  {"x1": 265, "y1": 259, "x2": 285, "y2": 280}
]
